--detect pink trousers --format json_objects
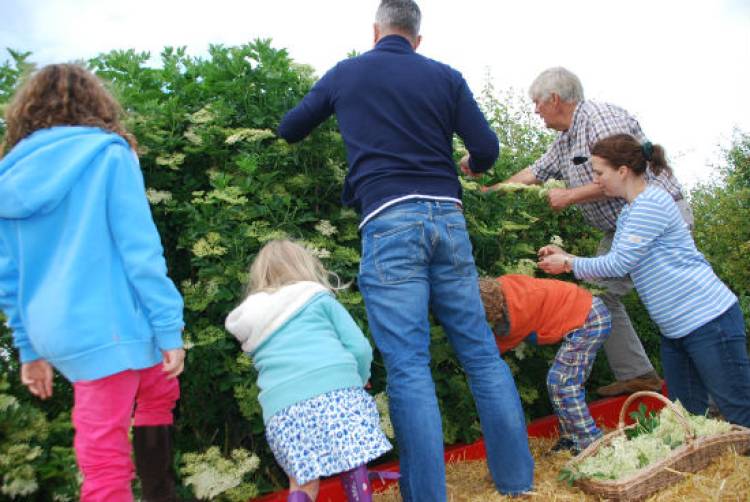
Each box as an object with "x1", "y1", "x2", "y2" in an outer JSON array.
[{"x1": 72, "y1": 363, "x2": 180, "y2": 502}]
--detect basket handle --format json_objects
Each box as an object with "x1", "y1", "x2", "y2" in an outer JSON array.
[{"x1": 617, "y1": 391, "x2": 696, "y2": 442}]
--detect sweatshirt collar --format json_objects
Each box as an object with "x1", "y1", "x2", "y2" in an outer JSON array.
[
  {"x1": 374, "y1": 34, "x2": 415, "y2": 54},
  {"x1": 225, "y1": 281, "x2": 330, "y2": 354}
]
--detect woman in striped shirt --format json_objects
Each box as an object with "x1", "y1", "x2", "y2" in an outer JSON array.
[{"x1": 538, "y1": 133, "x2": 750, "y2": 427}]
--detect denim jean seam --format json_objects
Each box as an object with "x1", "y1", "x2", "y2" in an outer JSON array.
[
  {"x1": 715, "y1": 323, "x2": 748, "y2": 397},
  {"x1": 445, "y1": 222, "x2": 472, "y2": 278}
]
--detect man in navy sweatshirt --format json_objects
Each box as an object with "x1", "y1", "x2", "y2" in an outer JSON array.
[{"x1": 278, "y1": 1, "x2": 533, "y2": 499}]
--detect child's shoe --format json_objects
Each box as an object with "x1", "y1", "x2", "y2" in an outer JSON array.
[
  {"x1": 339, "y1": 464, "x2": 372, "y2": 502},
  {"x1": 287, "y1": 491, "x2": 312, "y2": 502},
  {"x1": 548, "y1": 437, "x2": 579, "y2": 455}
]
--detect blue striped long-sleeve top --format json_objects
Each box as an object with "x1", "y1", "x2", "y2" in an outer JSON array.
[{"x1": 573, "y1": 185, "x2": 736, "y2": 338}]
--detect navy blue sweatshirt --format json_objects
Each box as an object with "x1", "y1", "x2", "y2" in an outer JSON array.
[{"x1": 278, "y1": 35, "x2": 499, "y2": 223}]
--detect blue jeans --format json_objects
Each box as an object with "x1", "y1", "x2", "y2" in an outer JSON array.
[
  {"x1": 660, "y1": 302, "x2": 750, "y2": 427},
  {"x1": 358, "y1": 201, "x2": 534, "y2": 501}
]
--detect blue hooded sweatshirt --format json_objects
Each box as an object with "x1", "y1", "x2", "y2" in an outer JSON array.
[{"x1": 0, "y1": 126, "x2": 184, "y2": 382}]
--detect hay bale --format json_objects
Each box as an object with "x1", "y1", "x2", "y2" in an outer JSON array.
[{"x1": 373, "y1": 437, "x2": 750, "y2": 501}]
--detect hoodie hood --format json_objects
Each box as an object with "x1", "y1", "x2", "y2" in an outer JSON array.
[
  {"x1": 0, "y1": 126, "x2": 130, "y2": 219},
  {"x1": 225, "y1": 281, "x2": 330, "y2": 354}
]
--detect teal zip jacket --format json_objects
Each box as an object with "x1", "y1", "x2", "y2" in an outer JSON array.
[
  {"x1": 0, "y1": 127, "x2": 184, "y2": 382},
  {"x1": 225, "y1": 281, "x2": 372, "y2": 424}
]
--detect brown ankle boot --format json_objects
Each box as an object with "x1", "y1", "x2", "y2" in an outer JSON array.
[
  {"x1": 133, "y1": 425, "x2": 178, "y2": 502},
  {"x1": 596, "y1": 372, "x2": 663, "y2": 397}
]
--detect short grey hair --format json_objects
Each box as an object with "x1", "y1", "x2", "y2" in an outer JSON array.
[
  {"x1": 375, "y1": 0, "x2": 421, "y2": 38},
  {"x1": 528, "y1": 67, "x2": 584, "y2": 103}
]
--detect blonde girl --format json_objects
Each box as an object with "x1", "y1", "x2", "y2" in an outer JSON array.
[{"x1": 225, "y1": 239, "x2": 391, "y2": 502}]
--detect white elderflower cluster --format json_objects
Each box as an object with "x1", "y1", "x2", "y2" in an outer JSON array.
[
  {"x1": 0, "y1": 444, "x2": 42, "y2": 497},
  {"x1": 180, "y1": 447, "x2": 260, "y2": 500},
  {"x1": 225, "y1": 128, "x2": 275, "y2": 145},
  {"x1": 304, "y1": 243, "x2": 331, "y2": 259},
  {"x1": 184, "y1": 127, "x2": 203, "y2": 145},
  {"x1": 155, "y1": 152, "x2": 186, "y2": 170},
  {"x1": 192, "y1": 232, "x2": 228, "y2": 258},
  {"x1": 189, "y1": 106, "x2": 215, "y2": 125},
  {"x1": 549, "y1": 235, "x2": 565, "y2": 248},
  {"x1": 315, "y1": 219, "x2": 338, "y2": 237},
  {"x1": 512, "y1": 342, "x2": 528, "y2": 360},
  {"x1": 146, "y1": 189, "x2": 173, "y2": 205},
  {"x1": 505, "y1": 258, "x2": 537, "y2": 277},
  {"x1": 206, "y1": 187, "x2": 249, "y2": 206}
]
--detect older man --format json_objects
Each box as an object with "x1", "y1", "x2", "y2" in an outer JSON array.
[
  {"x1": 278, "y1": 1, "x2": 533, "y2": 500},
  {"x1": 501, "y1": 67, "x2": 693, "y2": 397}
]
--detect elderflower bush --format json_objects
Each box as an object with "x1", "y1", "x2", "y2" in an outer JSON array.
[{"x1": 0, "y1": 46, "x2": 666, "y2": 496}]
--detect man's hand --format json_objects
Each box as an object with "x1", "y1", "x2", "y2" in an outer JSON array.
[
  {"x1": 547, "y1": 188, "x2": 573, "y2": 211},
  {"x1": 21, "y1": 360, "x2": 54, "y2": 399},
  {"x1": 459, "y1": 154, "x2": 480, "y2": 178},
  {"x1": 162, "y1": 348, "x2": 186, "y2": 379}
]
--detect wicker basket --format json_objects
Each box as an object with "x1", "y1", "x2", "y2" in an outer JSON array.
[{"x1": 566, "y1": 391, "x2": 750, "y2": 501}]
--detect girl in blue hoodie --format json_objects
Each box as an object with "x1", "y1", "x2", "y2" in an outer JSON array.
[
  {"x1": 225, "y1": 239, "x2": 392, "y2": 502},
  {"x1": 0, "y1": 64, "x2": 185, "y2": 501}
]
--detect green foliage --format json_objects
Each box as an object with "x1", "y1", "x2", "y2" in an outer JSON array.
[
  {"x1": 0, "y1": 376, "x2": 78, "y2": 501},
  {"x1": 0, "y1": 49, "x2": 34, "y2": 140},
  {"x1": 691, "y1": 131, "x2": 750, "y2": 326},
  {"x1": 625, "y1": 403, "x2": 660, "y2": 440}
]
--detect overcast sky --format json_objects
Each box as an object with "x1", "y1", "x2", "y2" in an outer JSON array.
[{"x1": 2, "y1": 0, "x2": 749, "y2": 188}]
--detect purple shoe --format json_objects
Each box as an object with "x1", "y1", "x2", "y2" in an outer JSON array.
[
  {"x1": 287, "y1": 491, "x2": 312, "y2": 502},
  {"x1": 340, "y1": 464, "x2": 372, "y2": 502}
]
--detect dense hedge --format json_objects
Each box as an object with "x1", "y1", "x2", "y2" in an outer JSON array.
[
  {"x1": 0, "y1": 42, "x2": 679, "y2": 499},
  {"x1": 690, "y1": 131, "x2": 750, "y2": 321}
]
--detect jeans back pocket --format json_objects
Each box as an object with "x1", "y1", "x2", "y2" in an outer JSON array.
[{"x1": 372, "y1": 221, "x2": 426, "y2": 284}]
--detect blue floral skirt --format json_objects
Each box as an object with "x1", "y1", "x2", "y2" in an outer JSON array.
[{"x1": 265, "y1": 387, "x2": 392, "y2": 485}]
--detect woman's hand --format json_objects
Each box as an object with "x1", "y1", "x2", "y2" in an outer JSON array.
[
  {"x1": 538, "y1": 254, "x2": 569, "y2": 275},
  {"x1": 21, "y1": 360, "x2": 54, "y2": 399},
  {"x1": 538, "y1": 244, "x2": 565, "y2": 258}
]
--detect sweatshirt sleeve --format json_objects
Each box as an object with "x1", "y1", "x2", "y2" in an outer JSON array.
[
  {"x1": 0, "y1": 236, "x2": 39, "y2": 363},
  {"x1": 105, "y1": 145, "x2": 184, "y2": 351},
  {"x1": 324, "y1": 296, "x2": 372, "y2": 385},
  {"x1": 277, "y1": 66, "x2": 336, "y2": 143},
  {"x1": 453, "y1": 74, "x2": 500, "y2": 173},
  {"x1": 574, "y1": 192, "x2": 671, "y2": 280}
]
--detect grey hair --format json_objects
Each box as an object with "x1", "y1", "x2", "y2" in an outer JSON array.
[
  {"x1": 375, "y1": 0, "x2": 421, "y2": 38},
  {"x1": 528, "y1": 67, "x2": 585, "y2": 103}
]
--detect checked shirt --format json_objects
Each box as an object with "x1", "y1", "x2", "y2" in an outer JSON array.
[{"x1": 531, "y1": 101, "x2": 685, "y2": 231}]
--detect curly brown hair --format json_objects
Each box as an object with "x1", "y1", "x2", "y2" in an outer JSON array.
[
  {"x1": 478, "y1": 277, "x2": 505, "y2": 324},
  {"x1": 1, "y1": 63, "x2": 136, "y2": 155}
]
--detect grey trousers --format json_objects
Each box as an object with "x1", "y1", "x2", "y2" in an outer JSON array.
[{"x1": 595, "y1": 199, "x2": 694, "y2": 381}]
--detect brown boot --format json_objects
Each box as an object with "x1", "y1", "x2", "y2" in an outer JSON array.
[
  {"x1": 596, "y1": 372, "x2": 663, "y2": 397},
  {"x1": 133, "y1": 425, "x2": 178, "y2": 502}
]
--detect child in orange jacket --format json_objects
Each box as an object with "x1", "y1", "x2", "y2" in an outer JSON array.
[{"x1": 479, "y1": 275, "x2": 611, "y2": 453}]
